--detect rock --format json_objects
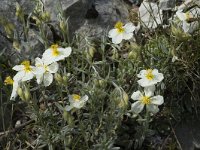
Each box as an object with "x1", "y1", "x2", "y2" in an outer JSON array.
[
  {"x1": 0, "y1": 0, "x2": 130, "y2": 64},
  {"x1": 159, "y1": 0, "x2": 176, "y2": 10},
  {"x1": 175, "y1": 116, "x2": 200, "y2": 150},
  {"x1": 139, "y1": 1, "x2": 163, "y2": 29},
  {"x1": 76, "y1": 0, "x2": 130, "y2": 38}
]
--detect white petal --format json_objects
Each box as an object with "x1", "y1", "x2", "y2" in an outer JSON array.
[
  {"x1": 131, "y1": 101, "x2": 144, "y2": 114},
  {"x1": 112, "y1": 33, "x2": 123, "y2": 44},
  {"x1": 73, "y1": 101, "x2": 85, "y2": 109},
  {"x1": 144, "y1": 85, "x2": 155, "y2": 97},
  {"x1": 33, "y1": 66, "x2": 45, "y2": 75},
  {"x1": 80, "y1": 95, "x2": 89, "y2": 102},
  {"x1": 137, "y1": 78, "x2": 154, "y2": 87},
  {"x1": 35, "y1": 57, "x2": 43, "y2": 66},
  {"x1": 12, "y1": 65, "x2": 24, "y2": 71},
  {"x1": 65, "y1": 105, "x2": 73, "y2": 111},
  {"x1": 137, "y1": 70, "x2": 146, "y2": 78},
  {"x1": 108, "y1": 29, "x2": 118, "y2": 38},
  {"x1": 123, "y1": 32, "x2": 133, "y2": 40},
  {"x1": 22, "y1": 72, "x2": 34, "y2": 81},
  {"x1": 146, "y1": 104, "x2": 159, "y2": 114},
  {"x1": 43, "y1": 72, "x2": 53, "y2": 87},
  {"x1": 47, "y1": 62, "x2": 59, "y2": 73},
  {"x1": 68, "y1": 95, "x2": 74, "y2": 103},
  {"x1": 62, "y1": 47, "x2": 72, "y2": 58},
  {"x1": 155, "y1": 73, "x2": 164, "y2": 82},
  {"x1": 124, "y1": 23, "x2": 135, "y2": 32},
  {"x1": 150, "y1": 95, "x2": 164, "y2": 105},
  {"x1": 13, "y1": 71, "x2": 25, "y2": 81},
  {"x1": 35, "y1": 74, "x2": 43, "y2": 84},
  {"x1": 131, "y1": 91, "x2": 143, "y2": 100},
  {"x1": 10, "y1": 81, "x2": 19, "y2": 100}
]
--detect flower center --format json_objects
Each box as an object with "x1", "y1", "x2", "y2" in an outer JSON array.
[
  {"x1": 115, "y1": 21, "x2": 125, "y2": 33},
  {"x1": 72, "y1": 94, "x2": 81, "y2": 101},
  {"x1": 21, "y1": 60, "x2": 32, "y2": 73},
  {"x1": 4, "y1": 76, "x2": 14, "y2": 85},
  {"x1": 44, "y1": 65, "x2": 48, "y2": 72},
  {"x1": 51, "y1": 44, "x2": 60, "y2": 56},
  {"x1": 141, "y1": 96, "x2": 151, "y2": 105},
  {"x1": 145, "y1": 69, "x2": 154, "y2": 80}
]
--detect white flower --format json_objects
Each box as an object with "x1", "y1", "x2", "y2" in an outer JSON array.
[
  {"x1": 131, "y1": 86, "x2": 164, "y2": 114},
  {"x1": 108, "y1": 21, "x2": 136, "y2": 44},
  {"x1": 65, "y1": 94, "x2": 88, "y2": 111},
  {"x1": 139, "y1": 1, "x2": 163, "y2": 29},
  {"x1": 12, "y1": 60, "x2": 36, "y2": 82},
  {"x1": 42, "y1": 44, "x2": 72, "y2": 65},
  {"x1": 34, "y1": 57, "x2": 59, "y2": 87},
  {"x1": 4, "y1": 76, "x2": 19, "y2": 100},
  {"x1": 176, "y1": 8, "x2": 200, "y2": 33},
  {"x1": 137, "y1": 69, "x2": 164, "y2": 87}
]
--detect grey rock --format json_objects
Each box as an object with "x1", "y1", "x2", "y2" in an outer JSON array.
[
  {"x1": 159, "y1": 0, "x2": 176, "y2": 10},
  {"x1": 175, "y1": 117, "x2": 200, "y2": 150},
  {"x1": 0, "y1": 0, "x2": 130, "y2": 64},
  {"x1": 76, "y1": 0, "x2": 129, "y2": 38}
]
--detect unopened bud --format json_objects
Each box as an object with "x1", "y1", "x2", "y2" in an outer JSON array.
[
  {"x1": 17, "y1": 87, "x2": 25, "y2": 101},
  {"x1": 41, "y1": 11, "x2": 51, "y2": 22},
  {"x1": 111, "y1": 49, "x2": 119, "y2": 60},
  {"x1": 59, "y1": 20, "x2": 66, "y2": 32},
  {"x1": 24, "y1": 86, "x2": 31, "y2": 101},
  {"x1": 63, "y1": 110, "x2": 74, "y2": 127},
  {"x1": 13, "y1": 40, "x2": 21, "y2": 52},
  {"x1": 16, "y1": 2, "x2": 24, "y2": 22},
  {"x1": 65, "y1": 135, "x2": 73, "y2": 147},
  {"x1": 55, "y1": 73, "x2": 63, "y2": 83}
]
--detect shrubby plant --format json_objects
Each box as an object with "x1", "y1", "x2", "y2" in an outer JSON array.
[{"x1": 1, "y1": 0, "x2": 200, "y2": 149}]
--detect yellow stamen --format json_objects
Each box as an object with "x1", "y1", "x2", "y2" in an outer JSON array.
[
  {"x1": 141, "y1": 96, "x2": 151, "y2": 105},
  {"x1": 4, "y1": 76, "x2": 14, "y2": 85},
  {"x1": 21, "y1": 60, "x2": 32, "y2": 73},
  {"x1": 44, "y1": 65, "x2": 48, "y2": 72},
  {"x1": 51, "y1": 44, "x2": 60, "y2": 56},
  {"x1": 115, "y1": 21, "x2": 125, "y2": 33},
  {"x1": 72, "y1": 94, "x2": 81, "y2": 101},
  {"x1": 145, "y1": 69, "x2": 154, "y2": 80}
]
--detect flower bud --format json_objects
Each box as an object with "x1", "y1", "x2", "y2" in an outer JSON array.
[
  {"x1": 17, "y1": 87, "x2": 25, "y2": 101},
  {"x1": 24, "y1": 86, "x2": 31, "y2": 101},
  {"x1": 13, "y1": 40, "x2": 21, "y2": 52},
  {"x1": 59, "y1": 20, "x2": 66, "y2": 32},
  {"x1": 16, "y1": 2, "x2": 24, "y2": 22},
  {"x1": 55, "y1": 73, "x2": 63, "y2": 83},
  {"x1": 63, "y1": 110, "x2": 74, "y2": 127},
  {"x1": 65, "y1": 135, "x2": 73, "y2": 147},
  {"x1": 111, "y1": 88, "x2": 129, "y2": 109},
  {"x1": 88, "y1": 47, "x2": 96, "y2": 58},
  {"x1": 111, "y1": 49, "x2": 119, "y2": 60},
  {"x1": 41, "y1": 11, "x2": 51, "y2": 22}
]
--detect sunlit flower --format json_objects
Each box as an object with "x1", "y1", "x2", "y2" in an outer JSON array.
[
  {"x1": 42, "y1": 44, "x2": 72, "y2": 65},
  {"x1": 4, "y1": 76, "x2": 20, "y2": 100},
  {"x1": 139, "y1": 1, "x2": 163, "y2": 29},
  {"x1": 176, "y1": 8, "x2": 200, "y2": 33},
  {"x1": 131, "y1": 86, "x2": 164, "y2": 114},
  {"x1": 65, "y1": 94, "x2": 88, "y2": 111},
  {"x1": 137, "y1": 69, "x2": 164, "y2": 87},
  {"x1": 108, "y1": 21, "x2": 136, "y2": 44},
  {"x1": 34, "y1": 57, "x2": 59, "y2": 87},
  {"x1": 12, "y1": 60, "x2": 36, "y2": 82}
]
